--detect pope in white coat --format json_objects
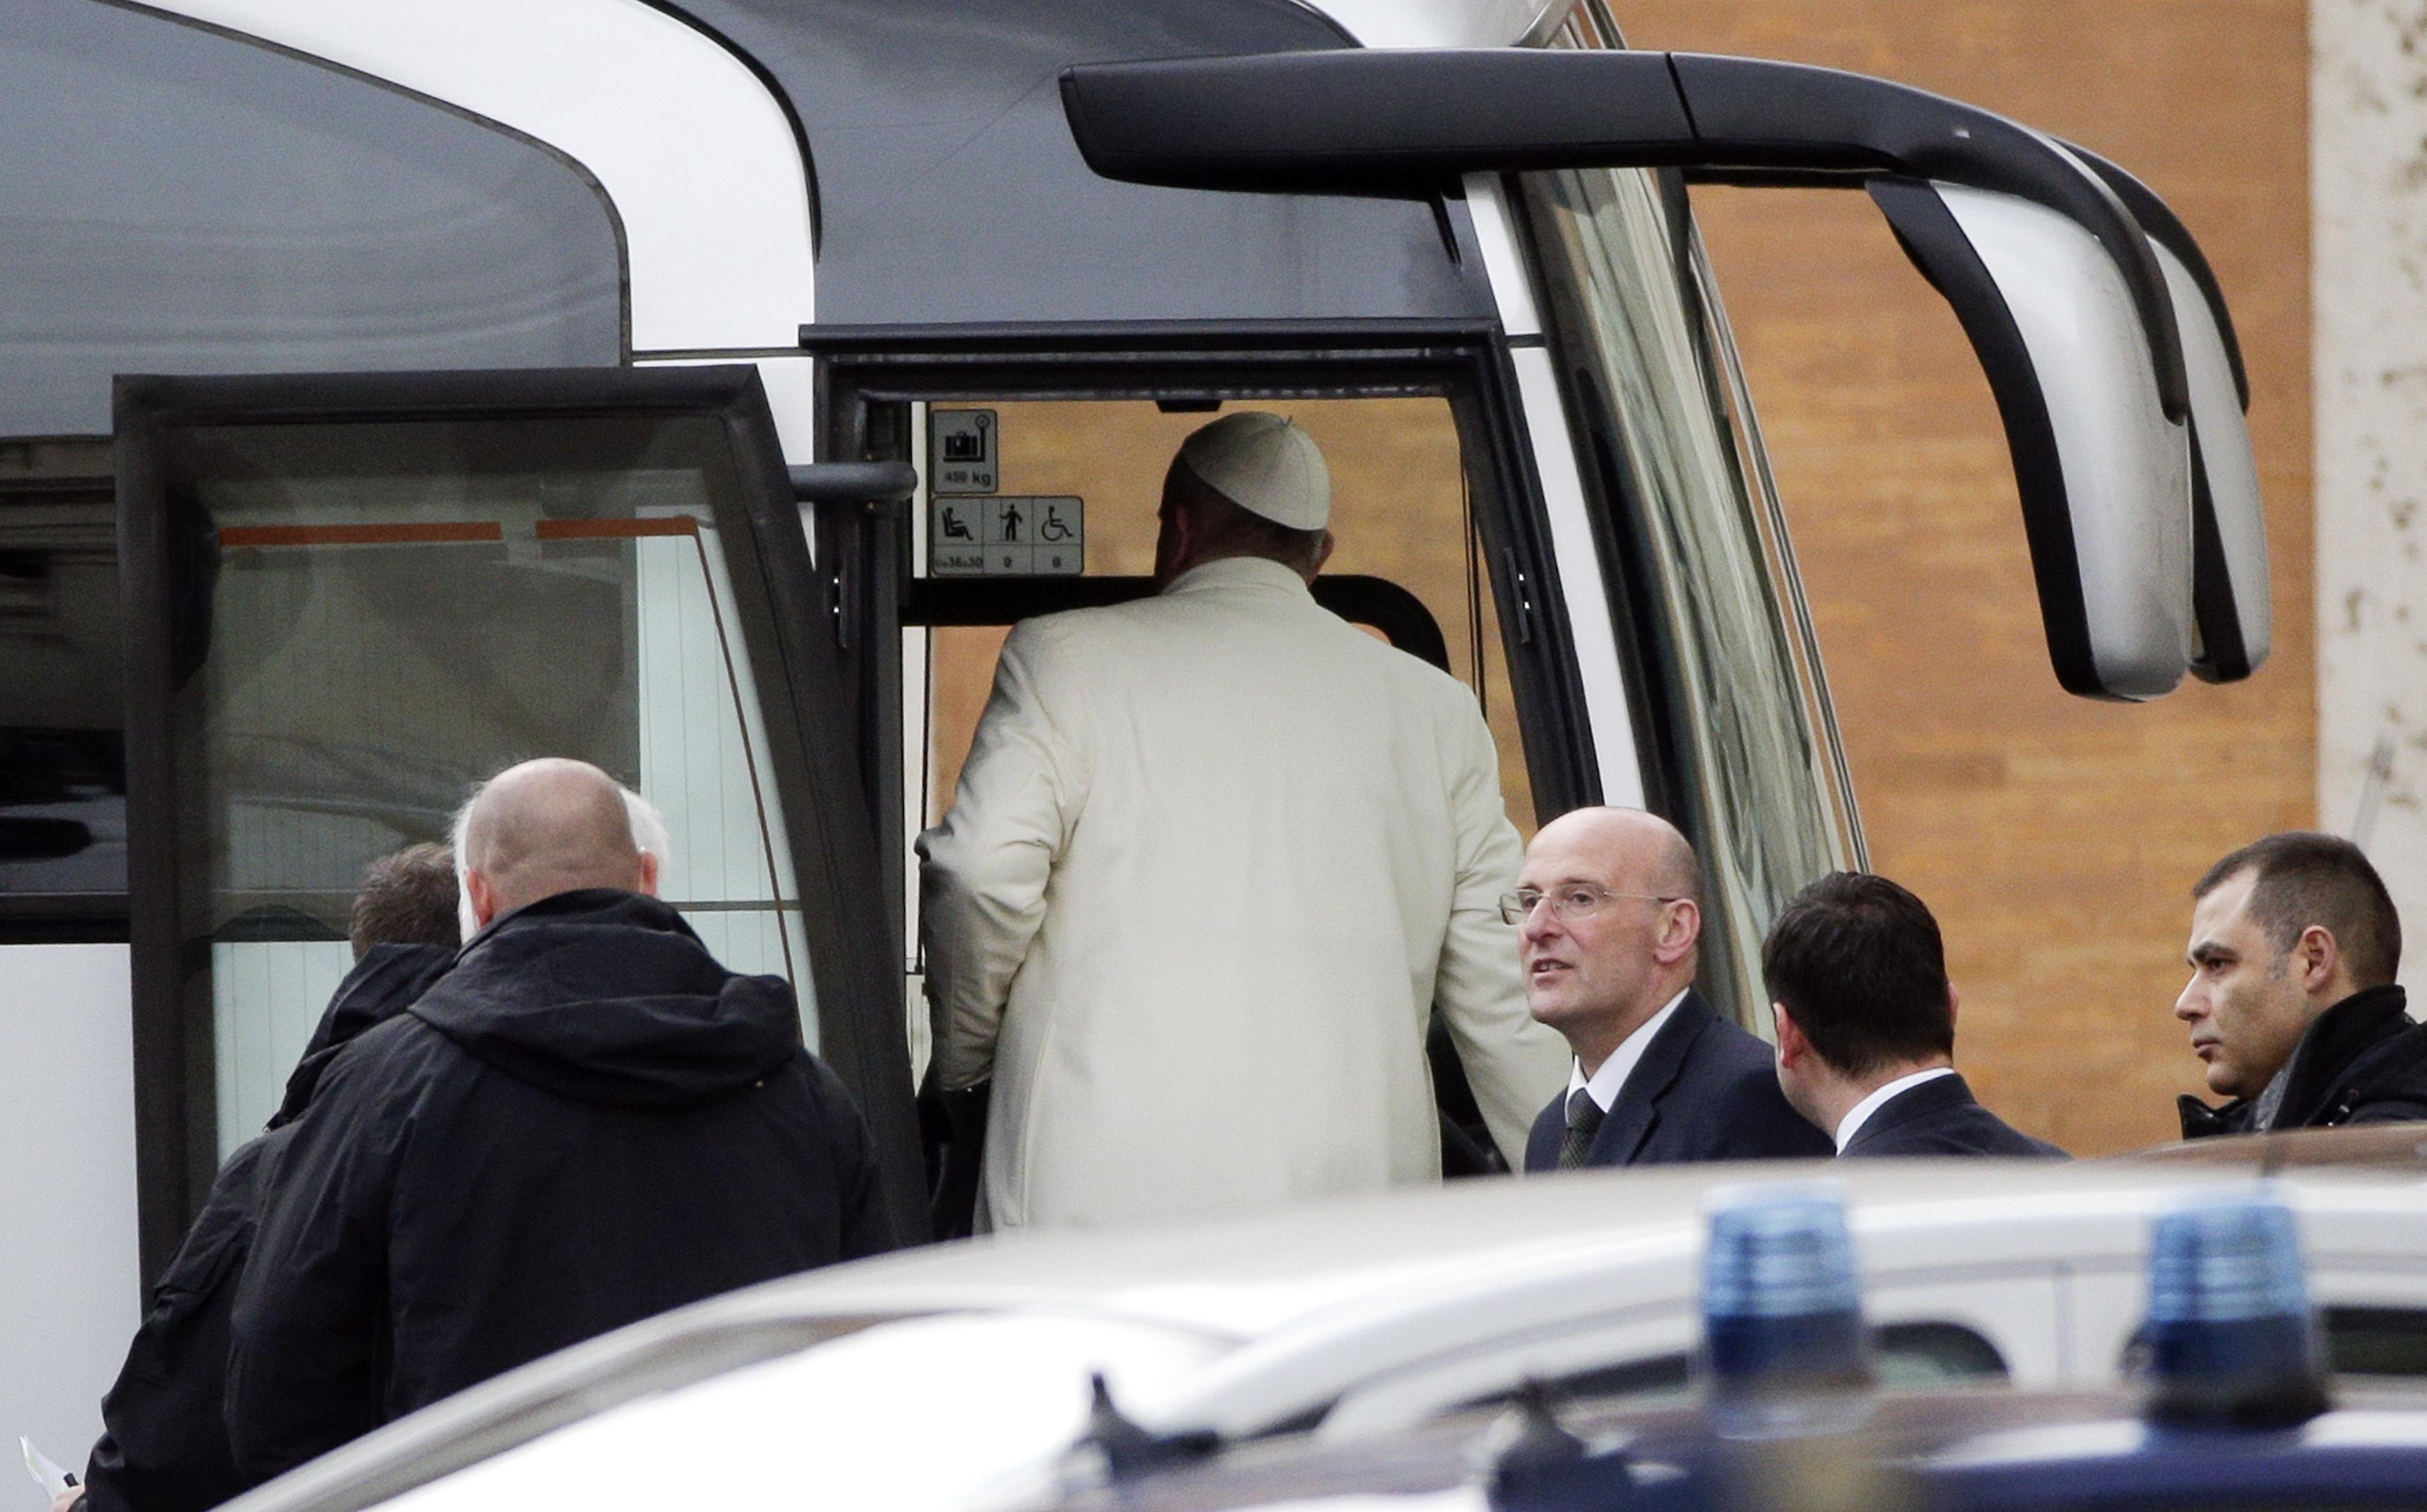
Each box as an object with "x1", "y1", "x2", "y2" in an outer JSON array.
[{"x1": 917, "y1": 412, "x2": 1568, "y2": 1231}]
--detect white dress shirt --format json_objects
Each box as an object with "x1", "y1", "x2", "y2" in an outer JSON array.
[
  {"x1": 1566, "y1": 988, "x2": 1691, "y2": 1114},
  {"x1": 1833, "y1": 1066, "x2": 1958, "y2": 1152}
]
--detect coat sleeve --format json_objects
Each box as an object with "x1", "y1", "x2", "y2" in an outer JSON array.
[
  {"x1": 1430, "y1": 699, "x2": 1572, "y2": 1169},
  {"x1": 224, "y1": 1049, "x2": 399, "y2": 1483},
  {"x1": 916, "y1": 619, "x2": 1089, "y2": 1091},
  {"x1": 83, "y1": 1139, "x2": 271, "y2": 1512}
]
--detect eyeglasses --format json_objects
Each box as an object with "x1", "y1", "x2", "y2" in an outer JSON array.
[{"x1": 1499, "y1": 885, "x2": 1682, "y2": 926}]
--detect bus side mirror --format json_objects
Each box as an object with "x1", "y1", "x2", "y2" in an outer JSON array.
[
  {"x1": 1062, "y1": 49, "x2": 2266, "y2": 700},
  {"x1": 2065, "y1": 145, "x2": 2270, "y2": 683}
]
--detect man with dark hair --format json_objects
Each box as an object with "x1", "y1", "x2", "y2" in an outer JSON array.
[
  {"x1": 1764, "y1": 872, "x2": 2063, "y2": 1158},
  {"x1": 347, "y1": 841, "x2": 460, "y2": 957},
  {"x1": 922, "y1": 412, "x2": 1564, "y2": 1229},
  {"x1": 1515, "y1": 807, "x2": 1831, "y2": 1170},
  {"x1": 227, "y1": 758, "x2": 895, "y2": 1482},
  {"x1": 76, "y1": 844, "x2": 463, "y2": 1512},
  {"x1": 2176, "y1": 831, "x2": 2427, "y2": 1137}
]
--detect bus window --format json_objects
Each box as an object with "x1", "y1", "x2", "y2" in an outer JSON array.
[
  {"x1": 129, "y1": 402, "x2": 817, "y2": 1159},
  {"x1": 0, "y1": 0, "x2": 625, "y2": 939},
  {"x1": 0, "y1": 438, "x2": 121, "y2": 936}
]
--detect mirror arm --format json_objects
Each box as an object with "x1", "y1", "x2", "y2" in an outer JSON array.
[{"x1": 1060, "y1": 49, "x2": 2185, "y2": 421}]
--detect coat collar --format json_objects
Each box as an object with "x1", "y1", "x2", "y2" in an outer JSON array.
[
  {"x1": 2271, "y1": 984, "x2": 2412, "y2": 1129},
  {"x1": 1587, "y1": 989, "x2": 1719, "y2": 1165},
  {"x1": 1160, "y1": 555, "x2": 1314, "y2": 600}
]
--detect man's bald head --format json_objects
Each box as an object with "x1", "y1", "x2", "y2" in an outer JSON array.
[
  {"x1": 1516, "y1": 806, "x2": 1706, "y2": 1073},
  {"x1": 458, "y1": 758, "x2": 654, "y2": 928},
  {"x1": 1530, "y1": 806, "x2": 1703, "y2": 905}
]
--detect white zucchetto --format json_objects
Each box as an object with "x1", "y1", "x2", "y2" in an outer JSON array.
[{"x1": 1175, "y1": 410, "x2": 1331, "y2": 530}]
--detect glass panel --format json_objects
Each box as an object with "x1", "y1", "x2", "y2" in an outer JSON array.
[
  {"x1": 2323, "y1": 1307, "x2": 2427, "y2": 1378},
  {"x1": 1450, "y1": 1321, "x2": 2003, "y2": 1419},
  {"x1": 0, "y1": 438, "x2": 122, "y2": 912},
  {"x1": 0, "y1": 0, "x2": 623, "y2": 439},
  {"x1": 0, "y1": 0, "x2": 625, "y2": 923},
  {"x1": 164, "y1": 415, "x2": 812, "y2": 1152},
  {"x1": 1510, "y1": 3, "x2": 1861, "y2": 1028}
]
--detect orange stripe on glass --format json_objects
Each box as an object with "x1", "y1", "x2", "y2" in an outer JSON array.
[{"x1": 217, "y1": 523, "x2": 503, "y2": 547}]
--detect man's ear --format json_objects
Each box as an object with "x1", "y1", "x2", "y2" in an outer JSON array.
[
  {"x1": 2295, "y1": 925, "x2": 2342, "y2": 995},
  {"x1": 1774, "y1": 1002, "x2": 1809, "y2": 1068},
  {"x1": 637, "y1": 850, "x2": 662, "y2": 898},
  {"x1": 1946, "y1": 985, "x2": 1961, "y2": 1032},
  {"x1": 466, "y1": 869, "x2": 501, "y2": 930},
  {"x1": 1307, "y1": 530, "x2": 1336, "y2": 580},
  {"x1": 1654, "y1": 898, "x2": 1701, "y2": 965}
]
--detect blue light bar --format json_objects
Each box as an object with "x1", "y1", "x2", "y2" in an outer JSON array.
[
  {"x1": 2141, "y1": 1190, "x2": 2330, "y2": 1427},
  {"x1": 1700, "y1": 1184, "x2": 1872, "y2": 1436}
]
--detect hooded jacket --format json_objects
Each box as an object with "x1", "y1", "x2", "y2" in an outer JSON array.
[
  {"x1": 2179, "y1": 984, "x2": 2427, "y2": 1138},
  {"x1": 225, "y1": 891, "x2": 895, "y2": 1484},
  {"x1": 83, "y1": 942, "x2": 454, "y2": 1512}
]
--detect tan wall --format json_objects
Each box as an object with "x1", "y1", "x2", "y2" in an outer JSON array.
[
  {"x1": 921, "y1": 398, "x2": 1531, "y2": 832},
  {"x1": 1614, "y1": 1, "x2": 2315, "y2": 1152}
]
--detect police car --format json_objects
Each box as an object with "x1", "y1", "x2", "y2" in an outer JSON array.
[
  {"x1": 1027, "y1": 1173, "x2": 2427, "y2": 1512},
  {"x1": 216, "y1": 1144, "x2": 2427, "y2": 1512}
]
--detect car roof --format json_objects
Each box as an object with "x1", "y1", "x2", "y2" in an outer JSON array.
[{"x1": 751, "y1": 1154, "x2": 2427, "y2": 1341}]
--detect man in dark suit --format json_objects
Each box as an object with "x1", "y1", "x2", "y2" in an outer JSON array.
[
  {"x1": 1515, "y1": 807, "x2": 1831, "y2": 1171},
  {"x1": 1765, "y1": 871, "x2": 2064, "y2": 1158}
]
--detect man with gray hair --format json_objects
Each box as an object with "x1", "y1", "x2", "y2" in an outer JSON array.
[
  {"x1": 920, "y1": 410, "x2": 1566, "y2": 1232},
  {"x1": 228, "y1": 758, "x2": 892, "y2": 1483}
]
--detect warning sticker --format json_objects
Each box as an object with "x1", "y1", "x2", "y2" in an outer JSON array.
[
  {"x1": 931, "y1": 496, "x2": 1082, "y2": 577},
  {"x1": 929, "y1": 410, "x2": 997, "y2": 495}
]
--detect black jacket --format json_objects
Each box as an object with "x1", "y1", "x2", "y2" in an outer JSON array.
[
  {"x1": 1838, "y1": 1072, "x2": 2067, "y2": 1159},
  {"x1": 1523, "y1": 991, "x2": 1833, "y2": 1171},
  {"x1": 2179, "y1": 985, "x2": 2427, "y2": 1139},
  {"x1": 82, "y1": 943, "x2": 454, "y2": 1512},
  {"x1": 225, "y1": 890, "x2": 897, "y2": 1484}
]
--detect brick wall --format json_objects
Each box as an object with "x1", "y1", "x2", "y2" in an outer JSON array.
[{"x1": 1616, "y1": 0, "x2": 2315, "y2": 1151}]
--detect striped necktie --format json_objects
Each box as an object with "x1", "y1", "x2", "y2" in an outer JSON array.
[{"x1": 1557, "y1": 1088, "x2": 1606, "y2": 1170}]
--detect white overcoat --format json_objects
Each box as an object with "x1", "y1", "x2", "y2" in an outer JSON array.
[{"x1": 917, "y1": 555, "x2": 1569, "y2": 1231}]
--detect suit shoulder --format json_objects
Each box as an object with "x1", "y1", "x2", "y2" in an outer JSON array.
[
  {"x1": 1689, "y1": 1010, "x2": 1789, "y2": 1080},
  {"x1": 1687, "y1": 1017, "x2": 1832, "y2": 1158}
]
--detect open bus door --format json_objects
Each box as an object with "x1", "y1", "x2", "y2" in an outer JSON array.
[
  {"x1": 806, "y1": 323, "x2": 1614, "y2": 1235},
  {"x1": 114, "y1": 366, "x2": 926, "y2": 1268}
]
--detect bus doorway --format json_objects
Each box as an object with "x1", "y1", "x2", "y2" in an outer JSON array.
[{"x1": 807, "y1": 325, "x2": 1601, "y2": 1233}]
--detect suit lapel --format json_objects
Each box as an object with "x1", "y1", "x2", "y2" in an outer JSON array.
[{"x1": 1587, "y1": 992, "x2": 1714, "y2": 1166}]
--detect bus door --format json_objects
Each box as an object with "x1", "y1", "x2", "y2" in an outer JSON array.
[
  {"x1": 806, "y1": 324, "x2": 1600, "y2": 1234},
  {"x1": 114, "y1": 366, "x2": 921, "y2": 1267}
]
